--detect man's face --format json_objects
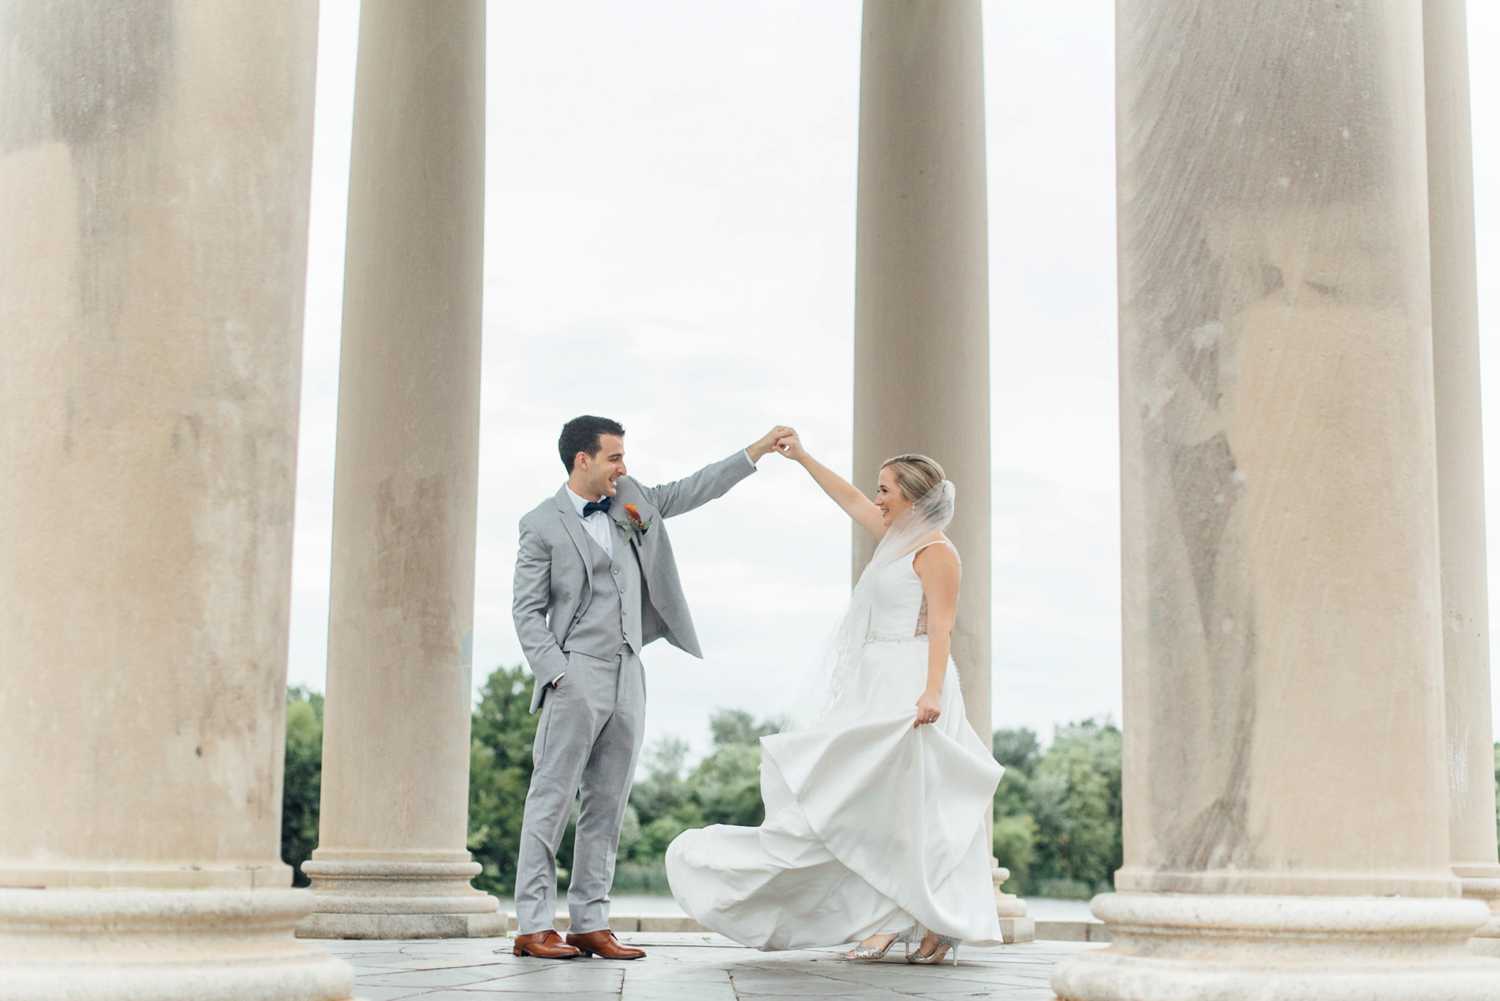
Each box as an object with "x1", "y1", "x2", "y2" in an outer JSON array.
[{"x1": 576, "y1": 434, "x2": 627, "y2": 498}]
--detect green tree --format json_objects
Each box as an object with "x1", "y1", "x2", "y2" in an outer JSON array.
[
  {"x1": 624, "y1": 737, "x2": 701, "y2": 864},
  {"x1": 632, "y1": 808, "x2": 705, "y2": 861},
  {"x1": 468, "y1": 664, "x2": 547, "y2": 896},
  {"x1": 281, "y1": 687, "x2": 324, "y2": 887},
  {"x1": 994, "y1": 768, "x2": 1034, "y2": 821},
  {"x1": 1028, "y1": 720, "x2": 1122, "y2": 897},
  {"x1": 691, "y1": 709, "x2": 782, "y2": 827},
  {"x1": 619, "y1": 708, "x2": 780, "y2": 882},
  {"x1": 993, "y1": 727, "x2": 1042, "y2": 773},
  {"x1": 628, "y1": 737, "x2": 695, "y2": 827},
  {"x1": 709, "y1": 709, "x2": 786, "y2": 748},
  {"x1": 990, "y1": 719, "x2": 1122, "y2": 898},
  {"x1": 280, "y1": 675, "x2": 798, "y2": 896},
  {"x1": 287, "y1": 680, "x2": 1134, "y2": 904},
  {"x1": 993, "y1": 813, "x2": 1038, "y2": 891},
  {"x1": 690, "y1": 743, "x2": 766, "y2": 827},
  {"x1": 991, "y1": 728, "x2": 1039, "y2": 893}
]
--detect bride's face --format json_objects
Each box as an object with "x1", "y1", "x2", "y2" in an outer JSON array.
[{"x1": 873, "y1": 466, "x2": 912, "y2": 527}]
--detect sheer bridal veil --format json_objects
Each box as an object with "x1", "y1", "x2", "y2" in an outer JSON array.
[{"x1": 785, "y1": 478, "x2": 958, "y2": 731}]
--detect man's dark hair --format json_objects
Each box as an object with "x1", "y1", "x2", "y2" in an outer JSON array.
[{"x1": 558, "y1": 415, "x2": 625, "y2": 472}]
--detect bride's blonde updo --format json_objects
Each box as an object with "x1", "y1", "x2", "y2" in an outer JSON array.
[{"x1": 881, "y1": 453, "x2": 946, "y2": 504}]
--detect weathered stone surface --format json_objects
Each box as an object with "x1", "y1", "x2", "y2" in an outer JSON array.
[
  {"x1": 0, "y1": 3, "x2": 348, "y2": 997},
  {"x1": 1423, "y1": 0, "x2": 1500, "y2": 957},
  {"x1": 994, "y1": 867, "x2": 1035, "y2": 942},
  {"x1": 852, "y1": 0, "x2": 992, "y2": 756},
  {"x1": 301, "y1": 0, "x2": 498, "y2": 940},
  {"x1": 0, "y1": 890, "x2": 353, "y2": 1000},
  {"x1": 1056, "y1": 0, "x2": 1500, "y2": 995},
  {"x1": 1035, "y1": 920, "x2": 1111, "y2": 944},
  {"x1": 851, "y1": 0, "x2": 1029, "y2": 934},
  {"x1": 1057, "y1": 895, "x2": 1494, "y2": 997},
  {"x1": 319, "y1": 932, "x2": 1094, "y2": 999}
]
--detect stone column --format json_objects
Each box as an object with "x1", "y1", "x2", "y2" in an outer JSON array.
[
  {"x1": 851, "y1": 0, "x2": 1030, "y2": 943},
  {"x1": 0, "y1": 3, "x2": 350, "y2": 998},
  {"x1": 1424, "y1": 0, "x2": 1500, "y2": 958},
  {"x1": 1054, "y1": 2, "x2": 1495, "y2": 996},
  {"x1": 299, "y1": 0, "x2": 499, "y2": 939}
]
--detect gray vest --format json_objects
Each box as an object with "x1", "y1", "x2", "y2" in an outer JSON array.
[{"x1": 563, "y1": 530, "x2": 642, "y2": 661}]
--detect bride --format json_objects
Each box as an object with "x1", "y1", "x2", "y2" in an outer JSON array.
[{"x1": 665, "y1": 432, "x2": 1002, "y2": 965}]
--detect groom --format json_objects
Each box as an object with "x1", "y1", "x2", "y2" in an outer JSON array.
[{"x1": 509, "y1": 415, "x2": 792, "y2": 960}]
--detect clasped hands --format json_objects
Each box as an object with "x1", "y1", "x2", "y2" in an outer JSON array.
[{"x1": 748, "y1": 425, "x2": 799, "y2": 463}]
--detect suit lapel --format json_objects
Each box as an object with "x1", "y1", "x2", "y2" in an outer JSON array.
[{"x1": 553, "y1": 487, "x2": 593, "y2": 580}]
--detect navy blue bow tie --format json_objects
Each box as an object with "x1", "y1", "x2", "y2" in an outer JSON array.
[{"x1": 581, "y1": 496, "x2": 612, "y2": 517}]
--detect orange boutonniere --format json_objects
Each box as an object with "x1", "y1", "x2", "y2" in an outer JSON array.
[{"x1": 620, "y1": 502, "x2": 652, "y2": 543}]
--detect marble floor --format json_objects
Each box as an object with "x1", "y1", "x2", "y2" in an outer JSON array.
[{"x1": 320, "y1": 932, "x2": 1096, "y2": 1000}]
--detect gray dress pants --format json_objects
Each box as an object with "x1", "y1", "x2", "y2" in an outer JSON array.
[{"x1": 514, "y1": 648, "x2": 646, "y2": 934}]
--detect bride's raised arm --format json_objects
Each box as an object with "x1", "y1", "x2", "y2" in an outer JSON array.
[{"x1": 772, "y1": 431, "x2": 885, "y2": 540}]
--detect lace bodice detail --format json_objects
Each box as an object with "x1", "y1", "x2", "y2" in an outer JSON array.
[{"x1": 864, "y1": 540, "x2": 953, "y2": 641}]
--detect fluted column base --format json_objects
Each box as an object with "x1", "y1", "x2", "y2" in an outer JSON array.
[
  {"x1": 0, "y1": 888, "x2": 352, "y2": 1001},
  {"x1": 992, "y1": 863, "x2": 1035, "y2": 943},
  {"x1": 1052, "y1": 893, "x2": 1497, "y2": 1000},
  {"x1": 1455, "y1": 864, "x2": 1500, "y2": 956},
  {"x1": 298, "y1": 854, "x2": 503, "y2": 940}
]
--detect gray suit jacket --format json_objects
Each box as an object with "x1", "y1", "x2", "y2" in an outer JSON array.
[{"x1": 512, "y1": 449, "x2": 757, "y2": 713}]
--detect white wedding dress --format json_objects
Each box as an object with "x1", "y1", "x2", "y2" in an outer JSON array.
[{"x1": 665, "y1": 539, "x2": 1004, "y2": 950}]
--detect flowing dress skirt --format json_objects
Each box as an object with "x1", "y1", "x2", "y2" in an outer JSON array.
[{"x1": 665, "y1": 637, "x2": 1003, "y2": 950}]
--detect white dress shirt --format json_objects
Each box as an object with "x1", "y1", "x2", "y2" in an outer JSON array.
[{"x1": 566, "y1": 484, "x2": 615, "y2": 557}]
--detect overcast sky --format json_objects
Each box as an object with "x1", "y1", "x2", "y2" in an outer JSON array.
[{"x1": 287, "y1": 1, "x2": 1500, "y2": 763}]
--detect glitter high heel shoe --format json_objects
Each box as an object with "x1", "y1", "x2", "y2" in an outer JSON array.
[
  {"x1": 906, "y1": 933, "x2": 960, "y2": 966},
  {"x1": 841, "y1": 927, "x2": 915, "y2": 961}
]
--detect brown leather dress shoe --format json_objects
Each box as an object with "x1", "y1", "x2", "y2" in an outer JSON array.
[
  {"x1": 511, "y1": 929, "x2": 583, "y2": 959},
  {"x1": 565, "y1": 928, "x2": 647, "y2": 960}
]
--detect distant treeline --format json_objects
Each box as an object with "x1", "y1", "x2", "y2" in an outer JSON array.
[{"x1": 289, "y1": 666, "x2": 1500, "y2": 900}]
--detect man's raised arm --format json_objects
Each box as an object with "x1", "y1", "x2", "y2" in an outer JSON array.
[{"x1": 638, "y1": 425, "x2": 791, "y2": 518}]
